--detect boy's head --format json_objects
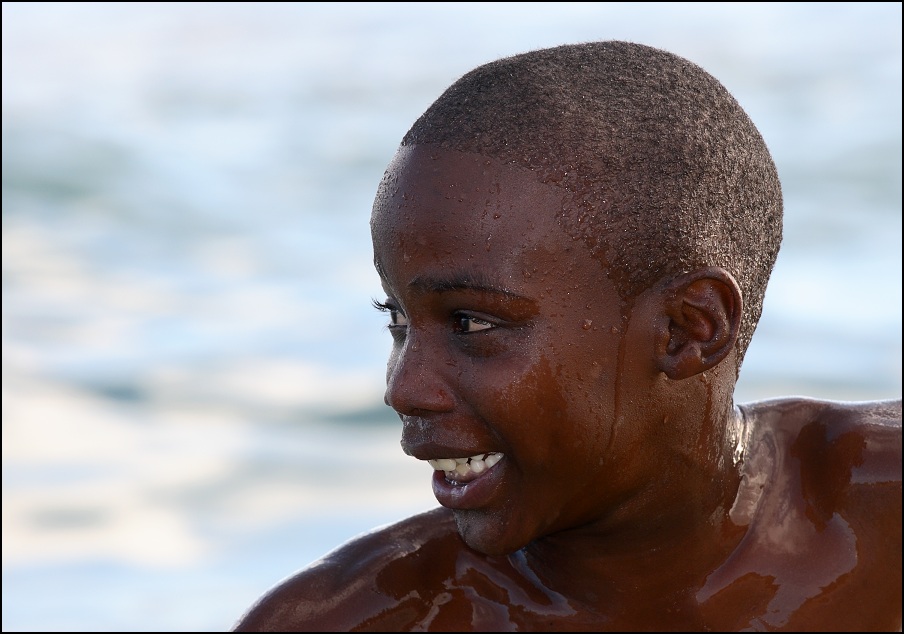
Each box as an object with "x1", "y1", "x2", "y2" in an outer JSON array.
[
  {"x1": 398, "y1": 40, "x2": 783, "y2": 368},
  {"x1": 370, "y1": 41, "x2": 783, "y2": 553}
]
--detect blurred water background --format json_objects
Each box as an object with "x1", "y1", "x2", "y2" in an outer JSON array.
[{"x1": 2, "y1": 2, "x2": 901, "y2": 631}]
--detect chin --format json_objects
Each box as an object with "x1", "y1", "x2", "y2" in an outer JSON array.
[{"x1": 453, "y1": 509, "x2": 530, "y2": 556}]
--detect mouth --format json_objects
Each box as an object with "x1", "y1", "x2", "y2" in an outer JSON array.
[
  {"x1": 426, "y1": 452, "x2": 506, "y2": 510},
  {"x1": 427, "y1": 452, "x2": 504, "y2": 484}
]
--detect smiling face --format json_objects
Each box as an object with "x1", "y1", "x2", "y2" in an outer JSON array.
[{"x1": 371, "y1": 145, "x2": 663, "y2": 555}]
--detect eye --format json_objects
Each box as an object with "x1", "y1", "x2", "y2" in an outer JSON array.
[
  {"x1": 389, "y1": 309, "x2": 409, "y2": 327},
  {"x1": 372, "y1": 299, "x2": 409, "y2": 328},
  {"x1": 455, "y1": 314, "x2": 494, "y2": 333}
]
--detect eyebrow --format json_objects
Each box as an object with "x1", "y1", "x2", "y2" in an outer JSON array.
[
  {"x1": 374, "y1": 259, "x2": 537, "y2": 311},
  {"x1": 408, "y1": 272, "x2": 530, "y2": 302}
]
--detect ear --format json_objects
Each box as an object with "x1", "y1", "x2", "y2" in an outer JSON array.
[{"x1": 655, "y1": 267, "x2": 742, "y2": 380}]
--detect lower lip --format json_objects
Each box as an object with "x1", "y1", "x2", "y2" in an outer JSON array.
[{"x1": 431, "y1": 458, "x2": 506, "y2": 510}]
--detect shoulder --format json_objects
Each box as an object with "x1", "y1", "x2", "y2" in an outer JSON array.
[
  {"x1": 740, "y1": 396, "x2": 901, "y2": 495},
  {"x1": 232, "y1": 507, "x2": 461, "y2": 632},
  {"x1": 737, "y1": 397, "x2": 901, "y2": 629},
  {"x1": 740, "y1": 396, "x2": 901, "y2": 474},
  {"x1": 739, "y1": 394, "x2": 901, "y2": 426}
]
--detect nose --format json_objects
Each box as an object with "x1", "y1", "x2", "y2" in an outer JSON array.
[{"x1": 384, "y1": 334, "x2": 455, "y2": 416}]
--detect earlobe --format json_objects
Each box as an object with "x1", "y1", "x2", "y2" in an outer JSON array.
[{"x1": 656, "y1": 267, "x2": 742, "y2": 380}]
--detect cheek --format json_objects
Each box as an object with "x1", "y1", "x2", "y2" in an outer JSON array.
[
  {"x1": 495, "y1": 355, "x2": 570, "y2": 426},
  {"x1": 469, "y1": 353, "x2": 592, "y2": 462},
  {"x1": 479, "y1": 336, "x2": 617, "y2": 456}
]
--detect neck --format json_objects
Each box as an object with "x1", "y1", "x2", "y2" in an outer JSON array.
[{"x1": 519, "y1": 394, "x2": 750, "y2": 613}]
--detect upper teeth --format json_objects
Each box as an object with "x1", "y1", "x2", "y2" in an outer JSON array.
[{"x1": 427, "y1": 452, "x2": 503, "y2": 477}]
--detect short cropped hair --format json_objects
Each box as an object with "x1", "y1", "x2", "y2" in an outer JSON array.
[{"x1": 401, "y1": 41, "x2": 783, "y2": 370}]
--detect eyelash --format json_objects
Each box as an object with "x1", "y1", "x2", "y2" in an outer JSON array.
[{"x1": 372, "y1": 299, "x2": 407, "y2": 327}]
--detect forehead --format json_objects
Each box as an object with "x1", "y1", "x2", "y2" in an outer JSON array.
[{"x1": 371, "y1": 146, "x2": 582, "y2": 281}]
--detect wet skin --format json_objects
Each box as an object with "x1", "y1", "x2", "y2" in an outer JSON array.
[{"x1": 233, "y1": 147, "x2": 902, "y2": 632}]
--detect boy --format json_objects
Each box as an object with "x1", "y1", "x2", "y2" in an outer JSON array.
[{"x1": 233, "y1": 41, "x2": 901, "y2": 631}]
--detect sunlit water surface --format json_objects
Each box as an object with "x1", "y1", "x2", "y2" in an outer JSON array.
[{"x1": 2, "y1": 3, "x2": 901, "y2": 631}]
